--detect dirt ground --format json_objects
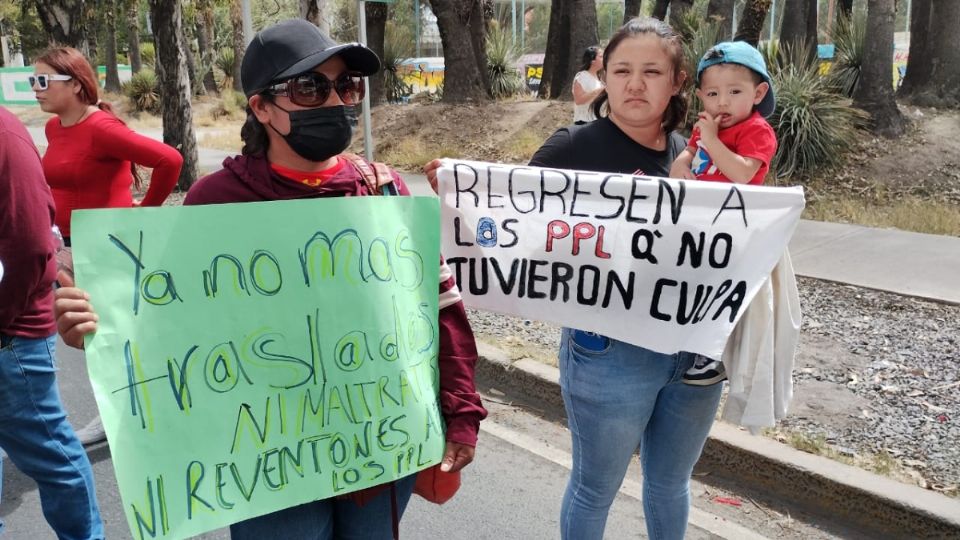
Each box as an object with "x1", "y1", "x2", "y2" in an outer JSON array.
[{"x1": 810, "y1": 106, "x2": 960, "y2": 204}]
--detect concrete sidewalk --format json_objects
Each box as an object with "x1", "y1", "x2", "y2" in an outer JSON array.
[{"x1": 790, "y1": 220, "x2": 960, "y2": 305}]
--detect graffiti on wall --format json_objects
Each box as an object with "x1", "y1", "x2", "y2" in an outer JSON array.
[{"x1": 396, "y1": 58, "x2": 445, "y2": 95}]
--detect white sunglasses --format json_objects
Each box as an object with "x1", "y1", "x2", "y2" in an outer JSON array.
[{"x1": 29, "y1": 74, "x2": 73, "y2": 90}]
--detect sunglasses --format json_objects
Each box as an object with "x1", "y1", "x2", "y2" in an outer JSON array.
[
  {"x1": 266, "y1": 72, "x2": 365, "y2": 107},
  {"x1": 29, "y1": 74, "x2": 73, "y2": 90}
]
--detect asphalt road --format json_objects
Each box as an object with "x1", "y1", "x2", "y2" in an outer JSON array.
[{"x1": 1, "y1": 336, "x2": 850, "y2": 540}]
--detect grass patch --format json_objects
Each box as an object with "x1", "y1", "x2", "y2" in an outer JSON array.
[
  {"x1": 766, "y1": 427, "x2": 941, "y2": 492},
  {"x1": 376, "y1": 136, "x2": 464, "y2": 171},
  {"x1": 804, "y1": 195, "x2": 960, "y2": 236},
  {"x1": 198, "y1": 131, "x2": 243, "y2": 153},
  {"x1": 125, "y1": 112, "x2": 162, "y2": 130},
  {"x1": 500, "y1": 128, "x2": 546, "y2": 162}
]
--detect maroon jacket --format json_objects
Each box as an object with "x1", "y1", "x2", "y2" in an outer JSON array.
[
  {"x1": 0, "y1": 107, "x2": 57, "y2": 338},
  {"x1": 185, "y1": 154, "x2": 487, "y2": 446}
]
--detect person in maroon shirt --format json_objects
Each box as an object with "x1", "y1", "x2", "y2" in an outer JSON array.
[
  {"x1": 34, "y1": 46, "x2": 183, "y2": 446},
  {"x1": 0, "y1": 105, "x2": 104, "y2": 539},
  {"x1": 55, "y1": 19, "x2": 486, "y2": 539}
]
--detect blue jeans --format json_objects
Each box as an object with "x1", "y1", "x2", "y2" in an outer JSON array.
[
  {"x1": 230, "y1": 473, "x2": 417, "y2": 539},
  {"x1": 559, "y1": 329, "x2": 723, "y2": 540},
  {"x1": 0, "y1": 334, "x2": 103, "y2": 540}
]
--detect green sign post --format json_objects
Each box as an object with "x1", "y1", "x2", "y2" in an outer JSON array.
[{"x1": 72, "y1": 196, "x2": 443, "y2": 540}]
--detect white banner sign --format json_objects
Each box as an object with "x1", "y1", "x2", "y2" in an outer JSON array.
[{"x1": 438, "y1": 159, "x2": 805, "y2": 359}]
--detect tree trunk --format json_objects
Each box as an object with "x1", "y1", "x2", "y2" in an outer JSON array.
[
  {"x1": 126, "y1": 0, "x2": 143, "y2": 73},
  {"x1": 652, "y1": 0, "x2": 670, "y2": 20},
  {"x1": 734, "y1": 0, "x2": 772, "y2": 46},
  {"x1": 898, "y1": 0, "x2": 960, "y2": 107},
  {"x1": 148, "y1": 0, "x2": 199, "y2": 190},
  {"x1": 230, "y1": 0, "x2": 245, "y2": 92},
  {"x1": 538, "y1": 0, "x2": 565, "y2": 98},
  {"x1": 301, "y1": 0, "x2": 321, "y2": 25},
  {"x1": 540, "y1": 0, "x2": 597, "y2": 100},
  {"x1": 470, "y1": 0, "x2": 492, "y2": 94},
  {"x1": 365, "y1": 2, "x2": 388, "y2": 105},
  {"x1": 779, "y1": 0, "x2": 817, "y2": 61},
  {"x1": 103, "y1": 0, "x2": 121, "y2": 92},
  {"x1": 428, "y1": 0, "x2": 487, "y2": 102},
  {"x1": 196, "y1": 0, "x2": 219, "y2": 95},
  {"x1": 82, "y1": 2, "x2": 99, "y2": 62},
  {"x1": 562, "y1": 0, "x2": 599, "y2": 99},
  {"x1": 33, "y1": 0, "x2": 86, "y2": 48},
  {"x1": 852, "y1": 0, "x2": 905, "y2": 137},
  {"x1": 708, "y1": 0, "x2": 736, "y2": 39},
  {"x1": 837, "y1": 0, "x2": 852, "y2": 18},
  {"x1": 624, "y1": 0, "x2": 642, "y2": 23},
  {"x1": 182, "y1": 4, "x2": 204, "y2": 97},
  {"x1": 668, "y1": 0, "x2": 694, "y2": 28}
]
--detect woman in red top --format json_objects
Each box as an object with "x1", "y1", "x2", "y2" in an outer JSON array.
[{"x1": 33, "y1": 46, "x2": 183, "y2": 244}]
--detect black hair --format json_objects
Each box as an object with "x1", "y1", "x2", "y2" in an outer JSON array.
[
  {"x1": 240, "y1": 95, "x2": 273, "y2": 156},
  {"x1": 591, "y1": 17, "x2": 690, "y2": 135},
  {"x1": 579, "y1": 46, "x2": 601, "y2": 72}
]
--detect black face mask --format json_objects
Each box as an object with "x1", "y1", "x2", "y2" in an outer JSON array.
[{"x1": 269, "y1": 104, "x2": 357, "y2": 162}]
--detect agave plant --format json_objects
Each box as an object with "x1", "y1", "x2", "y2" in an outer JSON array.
[
  {"x1": 827, "y1": 10, "x2": 866, "y2": 98},
  {"x1": 122, "y1": 69, "x2": 160, "y2": 114},
  {"x1": 486, "y1": 24, "x2": 523, "y2": 99},
  {"x1": 768, "y1": 42, "x2": 868, "y2": 179},
  {"x1": 381, "y1": 22, "x2": 414, "y2": 103},
  {"x1": 215, "y1": 48, "x2": 236, "y2": 91}
]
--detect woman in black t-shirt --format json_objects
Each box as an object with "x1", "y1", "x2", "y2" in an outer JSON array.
[
  {"x1": 529, "y1": 19, "x2": 723, "y2": 540},
  {"x1": 426, "y1": 18, "x2": 720, "y2": 540}
]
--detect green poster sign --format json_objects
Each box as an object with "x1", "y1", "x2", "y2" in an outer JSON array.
[{"x1": 72, "y1": 197, "x2": 443, "y2": 540}]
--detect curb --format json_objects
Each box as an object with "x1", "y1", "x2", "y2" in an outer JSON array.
[{"x1": 475, "y1": 342, "x2": 960, "y2": 539}]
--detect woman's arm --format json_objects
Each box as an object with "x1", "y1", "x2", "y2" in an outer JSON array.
[
  {"x1": 573, "y1": 74, "x2": 604, "y2": 106},
  {"x1": 94, "y1": 117, "x2": 184, "y2": 205}
]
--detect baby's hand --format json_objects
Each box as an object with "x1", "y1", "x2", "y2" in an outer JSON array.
[{"x1": 694, "y1": 112, "x2": 721, "y2": 143}]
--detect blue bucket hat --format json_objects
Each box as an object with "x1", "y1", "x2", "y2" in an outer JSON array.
[{"x1": 696, "y1": 41, "x2": 775, "y2": 118}]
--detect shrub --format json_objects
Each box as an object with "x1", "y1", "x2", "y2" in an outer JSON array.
[
  {"x1": 758, "y1": 39, "x2": 781, "y2": 76},
  {"x1": 139, "y1": 42, "x2": 156, "y2": 69},
  {"x1": 122, "y1": 69, "x2": 160, "y2": 114},
  {"x1": 215, "y1": 48, "x2": 236, "y2": 90},
  {"x1": 486, "y1": 24, "x2": 522, "y2": 99},
  {"x1": 382, "y1": 22, "x2": 414, "y2": 103},
  {"x1": 768, "y1": 43, "x2": 868, "y2": 179},
  {"x1": 827, "y1": 10, "x2": 866, "y2": 98},
  {"x1": 210, "y1": 89, "x2": 248, "y2": 119}
]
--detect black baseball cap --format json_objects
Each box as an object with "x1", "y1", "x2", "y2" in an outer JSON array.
[{"x1": 241, "y1": 18, "x2": 381, "y2": 97}]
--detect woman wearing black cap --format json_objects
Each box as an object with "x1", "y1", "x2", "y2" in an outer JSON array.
[{"x1": 53, "y1": 18, "x2": 486, "y2": 539}]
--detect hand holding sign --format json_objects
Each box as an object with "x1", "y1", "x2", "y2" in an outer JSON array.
[{"x1": 54, "y1": 270, "x2": 98, "y2": 350}]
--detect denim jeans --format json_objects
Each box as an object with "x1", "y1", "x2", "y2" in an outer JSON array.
[
  {"x1": 558, "y1": 329, "x2": 723, "y2": 540},
  {"x1": 230, "y1": 473, "x2": 417, "y2": 539},
  {"x1": 0, "y1": 334, "x2": 103, "y2": 540}
]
